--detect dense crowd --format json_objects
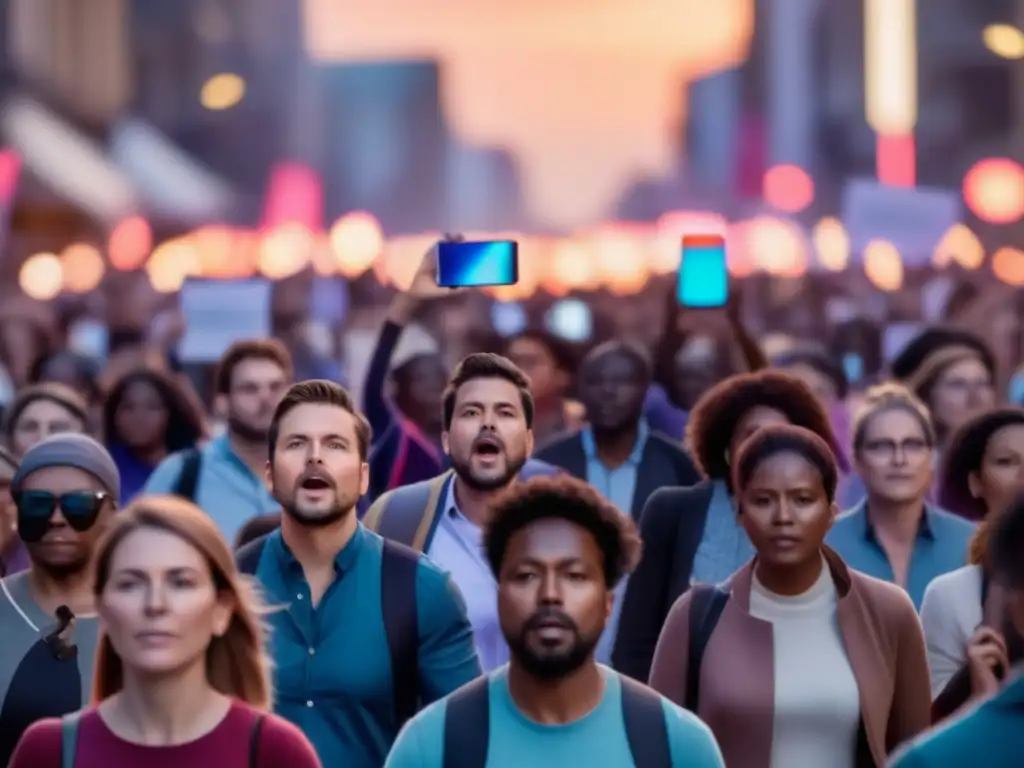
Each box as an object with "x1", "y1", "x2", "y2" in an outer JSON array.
[{"x1": 0, "y1": 247, "x2": 1021, "y2": 767}]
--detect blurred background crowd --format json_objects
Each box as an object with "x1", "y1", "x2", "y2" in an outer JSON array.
[{"x1": 0, "y1": 0, "x2": 1022, "y2": 422}]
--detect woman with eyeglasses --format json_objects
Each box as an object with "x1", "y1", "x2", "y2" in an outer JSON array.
[
  {"x1": 10, "y1": 494, "x2": 321, "y2": 767},
  {"x1": 650, "y1": 424, "x2": 930, "y2": 768},
  {"x1": 0, "y1": 433, "x2": 120, "y2": 766}
]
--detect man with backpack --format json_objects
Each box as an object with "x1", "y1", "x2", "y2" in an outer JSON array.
[
  {"x1": 384, "y1": 475, "x2": 725, "y2": 768},
  {"x1": 143, "y1": 339, "x2": 291, "y2": 542}
]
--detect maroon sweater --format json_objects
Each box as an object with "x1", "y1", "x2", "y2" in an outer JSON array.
[{"x1": 8, "y1": 700, "x2": 322, "y2": 768}]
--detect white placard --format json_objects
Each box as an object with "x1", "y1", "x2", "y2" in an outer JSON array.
[
  {"x1": 842, "y1": 179, "x2": 961, "y2": 266},
  {"x1": 178, "y1": 278, "x2": 272, "y2": 363}
]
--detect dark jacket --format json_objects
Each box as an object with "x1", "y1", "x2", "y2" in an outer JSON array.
[
  {"x1": 533, "y1": 429, "x2": 700, "y2": 519},
  {"x1": 613, "y1": 482, "x2": 716, "y2": 681}
]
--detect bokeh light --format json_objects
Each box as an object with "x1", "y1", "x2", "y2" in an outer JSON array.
[
  {"x1": 546, "y1": 239, "x2": 596, "y2": 294},
  {"x1": 963, "y1": 158, "x2": 1024, "y2": 224},
  {"x1": 992, "y1": 246, "x2": 1024, "y2": 285},
  {"x1": 20, "y1": 253, "x2": 64, "y2": 300},
  {"x1": 933, "y1": 223, "x2": 984, "y2": 269},
  {"x1": 863, "y1": 239, "x2": 904, "y2": 291},
  {"x1": 108, "y1": 216, "x2": 153, "y2": 270},
  {"x1": 983, "y1": 24, "x2": 1024, "y2": 60},
  {"x1": 329, "y1": 211, "x2": 384, "y2": 277},
  {"x1": 745, "y1": 217, "x2": 807, "y2": 277},
  {"x1": 146, "y1": 239, "x2": 202, "y2": 292},
  {"x1": 259, "y1": 224, "x2": 314, "y2": 279},
  {"x1": 200, "y1": 73, "x2": 246, "y2": 110},
  {"x1": 763, "y1": 165, "x2": 815, "y2": 213},
  {"x1": 60, "y1": 243, "x2": 105, "y2": 293},
  {"x1": 812, "y1": 217, "x2": 850, "y2": 271}
]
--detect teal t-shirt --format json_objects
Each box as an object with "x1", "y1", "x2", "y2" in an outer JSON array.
[{"x1": 384, "y1": 666, "x2": 725, "y2": 768}]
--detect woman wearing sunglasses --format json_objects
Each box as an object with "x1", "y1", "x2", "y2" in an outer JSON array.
[
  {"x1": 9, "y1": 494, "x2": 321, "y2": 768},
  {"x1": 0, "y1": 433, "x2": 120, "y2": 767}
]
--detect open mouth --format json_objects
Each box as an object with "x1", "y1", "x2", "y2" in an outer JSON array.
[
  {"x1": 473, "y1": 439, "x2": 501, "y2": 457},
  {"x1": 300, "y1": 477, "x2": 331, "y2": 490}
]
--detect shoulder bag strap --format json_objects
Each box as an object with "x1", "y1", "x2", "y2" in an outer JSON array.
[
  {"x1": 620, "y1": 676, "x2": 671, "y2": 768},
  {"x1": 249, "y1": 712, "x2": 265, "y2": 768},
  {"x1": 61, "y1": 710, "x2": 83, "y2": 768},
  {"x1": 442, "y1": 677, "x2": 490, "y2": 768},
  {"x1": 381, "y1": 539, "x2": 421, "y2": 727},
  {"x1": 173, "y1": 448, "x2": 202, "y2": 501},
  {"x1": 236, "y1": 535, "x2": 270, "y2": 576},
  {"x1": 685, "y1": 583, "x2": 729, "y2": 713}
]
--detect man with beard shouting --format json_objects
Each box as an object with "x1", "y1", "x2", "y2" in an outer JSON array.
[
  {"x1": 238, "y1": 379, "x2": 481, "y2": 767},
  {"x1": 384, "y1": 475, "x2": 725, "y2": 768},
  {"x1": 366, "y1": 353, "x2": 557, "y2": 671},
  {"x1": 143, "y1": 339, "x2": 292, "y2": 543}
]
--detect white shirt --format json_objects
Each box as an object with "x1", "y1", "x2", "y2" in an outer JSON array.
[
  {"x1": 919, "y1": 564, "x2": 984, "y2": 698},
  {"x1": 749, "y1": 561, "x2": 861, "y2": 768},
  {"x1": 425, "y1": 481, "x2": 508, "y2": 671}
]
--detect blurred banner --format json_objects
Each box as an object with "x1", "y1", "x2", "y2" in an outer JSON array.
[
  {"x1": 0, "y1": 150, "x2": 21, "y2": 264},
  {"x1": 0, "y1": 96, "x2": 136, "y2": 224},
  {"x1": 110, "y1": 118, "x2": 238, "y2": 224}
]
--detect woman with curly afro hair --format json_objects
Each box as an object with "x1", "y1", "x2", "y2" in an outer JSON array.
[
  {"x1": 613, "y1": 369, "x2": 841, "y2": 682},
  {"x1": 921, "y1": 407, "x2": 1024, "y2": 709}
]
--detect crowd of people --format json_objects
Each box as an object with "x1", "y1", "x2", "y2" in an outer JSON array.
[{"x1": 0, "y1": 245, "x2": 1021, "y2": 767}]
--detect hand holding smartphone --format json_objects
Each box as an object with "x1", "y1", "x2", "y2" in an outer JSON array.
[
  {"x1": 436, "y1": 240, "x2": 518, "y2": 288},
  {"x1": 678, "y1": 235, "x2": 729, "y2": 308}
]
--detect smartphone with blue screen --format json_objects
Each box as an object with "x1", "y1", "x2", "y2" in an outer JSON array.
[
  {"x1": 842, "y1": 353, "x2": 864, "y2": 385},
  {"x1": 678, "y1": 235, "x2": 728, "y2": 308},
  {"x1": 436, "y1": 240, "x2": 518, "y2": 288}
]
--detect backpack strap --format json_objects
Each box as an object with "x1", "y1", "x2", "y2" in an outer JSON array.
[
  {"x1": 61, "y1": 710, "x2": 83, "y2": 768},
  {"x1": 381, "y1": 539, "x2": 421, "y2": 727},
  {"x1": 249, "y1": 712, "x2": 265, "y2": 768},
  {"x1": 620, "y1": 676, "x2": 671, "y2": 768},
  {"x1": 172, "y1": 448, "x2": 203, "y2": 501},
  {"x1": 685, "y1": 583, "x2": 730, "y2": 713},
  {"x1": 236, "y1": 534, "x2": 271, "y2": 576},
  {"x1": 365, "y1": 471, "x2": 452, "y2": 552},
  {"x1": 442, "y1": 677, "x2": 490, "y2": 768}
]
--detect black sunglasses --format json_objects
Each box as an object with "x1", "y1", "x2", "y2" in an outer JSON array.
[{"x1": 14, "y1": 490, "x2": 109, "y2": 543}]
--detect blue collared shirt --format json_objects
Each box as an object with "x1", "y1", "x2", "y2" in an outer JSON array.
[
  {"x1": 581, "y1": 420, "x2": 649, "y2": 664},
  {"x1": 142, "y1": 434, "x2": 279, "y2": 544},
  {"x1": 826, "y1": 502, "x2": 975, "y2": 609},
  {"x1": 251, "y1": 524, "x2": 481, "y2": 768},
  {"x1": 426, "y1": 476, "x2": 507, "y2": 671}
]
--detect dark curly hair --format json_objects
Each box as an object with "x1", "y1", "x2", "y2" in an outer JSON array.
[
  {"x1": 938, "y1": 407, "x2": 1024, "y2": 521},
  {"x1": 442, "y1": 353, "x2": 535, "y2": 431},
  {"x1": 685, "y1": 370, "x2": 840, "y2": 483},
  {"x1": 989, "y1": 490, "x2": 1024, "y2": 589},
  {"x1": 103, "y1": 368, "x2": 207, "y2": 454},
  {"x1": 484, "y1": 475, "x2": 642, "y2": 589},
  {"x1": 732, "y1": 424, "x2": 839, "y2": 506}
]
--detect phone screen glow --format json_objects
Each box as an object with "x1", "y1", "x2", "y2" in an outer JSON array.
[
  {"x1": 678, "y1": 235, "x2": 728, "y2": 308},
  {"x1": 436, "y1": 241, "x2": 518, "y2": 288}
]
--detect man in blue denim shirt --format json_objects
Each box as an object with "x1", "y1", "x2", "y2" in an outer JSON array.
[
  {"x1": 827, "y1": 384, "x2": 973, "y2": 608},
  {"x1": 244, "y1": 380, "x2": 481, "y2": 767}
]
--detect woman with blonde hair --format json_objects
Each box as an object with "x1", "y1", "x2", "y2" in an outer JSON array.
[{"x1": 8, "y1": 495, "x2": 321, "y2": 767}]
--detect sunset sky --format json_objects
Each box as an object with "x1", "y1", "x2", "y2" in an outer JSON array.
[{"x1": 303, "y1": 0, "x2": 753, "y2": 227}]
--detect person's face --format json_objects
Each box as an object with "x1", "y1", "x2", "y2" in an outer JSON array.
[
  {"x1": 855, "y1": 408, "x2": 933, "y2": 504},
  {"x1": 577, "y1": 351, "x2": 647, "y2": 433},
  {"x1": 442, "y1": 377, "x2": 533, "y2": 492},
  {"x1": 114, "y1": 380, "x2": 169, "y2": 450},
  {"x1": 17, "y1": 466, "x2": 113, "y2": 577},
  {"x1": 11, "y1": 399, "x2": 86, "y2": 458},
  {"x1": 508, "y1": 338, "x2": 567, "y2": 403},
  {"x1": 969, "y1": 424, "x2": 1024, "y2": 518},
  {"x1": 728, "y1": 406, "x2": 789, "y2": 464},
  {"x1": 99, "y1": 526, "x2": 232, "y2": 679},
  {"x1": 219, "y1": 359, "x2": 289, "y2": 443},
  {"x1": 781, "y1": 363, "x2": 837, "y2": 405},
  {"x1": 498, "y1": 517, "x2": 610, "y2": 679},
  {"x1": 930, "y1": 358, "x2": 995, "y2": 435},
  {"x1": 267, "y1": 403, "x2": 369, "y2": 527},
  {"x1": 0, "y1": 463, "x2": 15, "y2": 552},
  {"x1": 739, "y1": 452, "x2": 837, "y2": 568},
  {"x1": 395, "y1": 355, "x2": 448, "y2": 430}
]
